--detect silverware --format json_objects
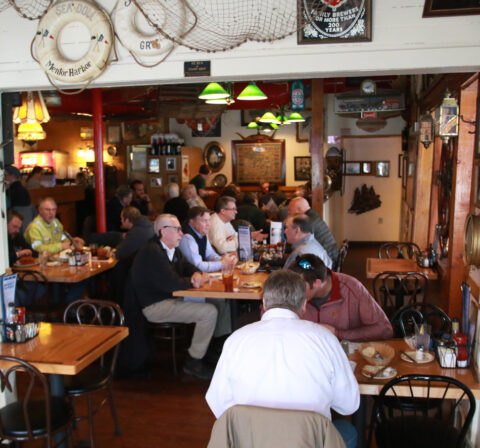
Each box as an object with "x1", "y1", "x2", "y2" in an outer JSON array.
[
  {"x1": 372, "y1": 365, "x2": 389, "y2": 379},
  {"x1": 401, "y1": 351, "x2": 419, "y2": 364}
]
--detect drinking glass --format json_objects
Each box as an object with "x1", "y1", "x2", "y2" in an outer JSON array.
[{"x1": 222, "y1": 260, "x2": 235, "y2": 292}]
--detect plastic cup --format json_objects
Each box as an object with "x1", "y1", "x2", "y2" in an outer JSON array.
[{"x1": 222, "y1": 262, "x2": 235, "y2": 292}]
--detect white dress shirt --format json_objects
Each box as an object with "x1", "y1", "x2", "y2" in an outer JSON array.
[
  {"x1": 179, "y1": 226, "x2": 223, "y2": 272},
  {"x1": 208, "y1": 213, "x2": 238, "y2": 255},
  {"x1": 206, "y1": 308, "x2": 359, "y2": 419},
  {"x1": 284, "y1": 234, "x2": 333, "y2": 269}
]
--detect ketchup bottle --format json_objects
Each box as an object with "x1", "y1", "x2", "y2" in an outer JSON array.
[{"x1": 452, "y1": 318, "x2": 468, "y2": 368}]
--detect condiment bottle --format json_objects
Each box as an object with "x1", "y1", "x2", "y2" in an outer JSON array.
[{"x1": 452, "y1": 318, "x2": 468, "y2": 368}]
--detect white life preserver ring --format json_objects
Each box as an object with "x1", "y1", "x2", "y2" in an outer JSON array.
[
  {"x1": 33, "y1": 0, "x2": 113, "y2": 84},
  {"x1": 113, "y1": 0, "x2": 177, "y2": 57}
]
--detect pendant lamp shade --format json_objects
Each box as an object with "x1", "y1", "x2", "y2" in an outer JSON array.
[
  {"x1": 198, "y1": 82, "x2": 230, "y2": 100},
  {"x1": 205, "y1": 97, "x2": 235, "y2": 105},
  {"x1": 287, "y1": 112, "x2": 305, "y2": 122},
  {"x1": 259, "y1": 112, "x2": 280, "y2": 124},
  {"x1": 17, "y1": 122, "x2": 46, "y2": 142},
  {"x1": 247, "y1": 121, "x2": 259, "y2": 128},
  {"x1": 13, "y1": 91, "x2": 50, "y2": 125},
  {"x1": 237, "y1": 82, "x2": 267, "y2": 101},
  {"x1": 276, "y1": 114, "x2": 291, "y2": 125}
]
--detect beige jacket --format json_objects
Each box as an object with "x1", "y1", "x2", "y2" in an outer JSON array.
[{"x1": 207, "y1": 405, "x2": 345, "y2": 448}]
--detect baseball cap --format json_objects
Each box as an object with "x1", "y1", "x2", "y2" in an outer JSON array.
[{"x1": 5, "y1": 165, "x2": 21, "y2": 177}]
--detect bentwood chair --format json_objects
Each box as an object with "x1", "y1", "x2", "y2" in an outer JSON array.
[
  {"x1": 370, "y1": 375, "x2": 476, "y2": 448},
  {"x1": 390, "y1": 303, "x2": 452, "y2": 339},
  {"x1": 378, "y1": 242, "x2": 421, "y2": 260},
  {"x1": 63, "y1": 299, "x2": 124, "y2": 448},
  {"x1": 334, "y1": 239, "x2": 349, "y2": 272},
  {"x1": 373, "y1": 271, "x2": 428, "y2": 319},
  {"x1": 0, "y1": 355, "x2": 74, "y2": 448}
]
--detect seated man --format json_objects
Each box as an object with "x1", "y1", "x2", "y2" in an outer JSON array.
[
  {"x1": 130, "y1": 213, "x2": 217, "y2": 380},
  {"x1": 106, "y1": 185, "x2": 133, "y2": 232},
  {"x1": 236, "y1": 192, "x2": 267, "y2": 232},
  {"x1": 288, "y1": 197, "x2": 339, "y2": 264},
  {"x1": 179, "y1": 206, "x2": 235, "y2": 338},
  {"x1": 130, "y1": 180, "x2": 154, "y2": 216},
  {"x1": 290, "y1": 253, "x2": 393, "y2": 341},
  {"x1": 7, "y1": 210, "x2": 36, "y2": 266},
  {"x1": 208, "y1": 196, "x2": 238, "y2": 255},
  {"x1": 206, "y1": 270, "x2": 359, "y2": 448},
  {"x1": 284, "y1": 214, "x2": 332, "y2": 269}
]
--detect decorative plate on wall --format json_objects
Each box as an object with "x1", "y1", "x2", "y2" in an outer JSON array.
[
  {"x1": 211, "y1": 173, "x2": 227, "y2": 187},
  {"x1": 203, "y1": 141, "x2": 226, "y2": 172}
]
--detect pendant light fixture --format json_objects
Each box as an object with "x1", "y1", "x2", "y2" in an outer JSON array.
[
  {"x1": 237, "y1": 82, "x2": 267, "y2": 101},
  {"x1": 13, "y1": 91, "x2": 50, "y2": 143},
  {"x1": 287, "y1": 111, "x2": 305, "y2": 122},
  {"x1": 259, "y1": 112, "x2": 280, "y2": 124},
  {"x1": 198, "y1": 82, "x2": 229, "y2": 100}
]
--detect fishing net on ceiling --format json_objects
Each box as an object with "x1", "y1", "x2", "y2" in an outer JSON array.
[
  {"x1": 132, "y1": 0, "x2": 328, "y2": 53},
  {"x1": 5, "y1": 0, "x2": 52, "y2": 20}
]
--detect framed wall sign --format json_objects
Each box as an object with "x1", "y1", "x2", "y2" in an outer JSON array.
[
  {"x1": 376, "y1": 161, "x2": 390, "y2": 177},
  {"x1": 106, "y1": 124, "x2": 122, "y2": 144},
  {"x1": 344, "y1": 162, "x2": 361, "y2": 175},
  {"x1": 232, "y1": 139, "x2": 285, "y2": 185},
  {"x1": 423, "y1": 0, "x2": 480, "y2": 17},
  {"x1": 298, "y1": 0, "x2": 372, "y2": 44},
  {"x1": 166, "y1": 157, "x2": 177, "y2": 171},
  {"x1": 294, "y1": 156, "x2": 311, "y2": 181}
]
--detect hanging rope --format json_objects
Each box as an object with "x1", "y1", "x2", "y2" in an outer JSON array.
[{"x1": 8, "y1": 0, "x2": 52, "y2": 20}]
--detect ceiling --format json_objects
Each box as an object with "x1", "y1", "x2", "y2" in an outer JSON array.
[{"x1": 44, "y1": 76, "x2": 406, "y2": 122}]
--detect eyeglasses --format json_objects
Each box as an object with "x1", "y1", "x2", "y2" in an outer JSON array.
[
  {"x1": 297, "y1": 258, "x2": 312, "y2": 270},
  {"x1": 161, "y1": 226, "x2": 182, "y2": 233},
  {"x1": 223, "y1": 207, "x2": 237, "y2": 211}
]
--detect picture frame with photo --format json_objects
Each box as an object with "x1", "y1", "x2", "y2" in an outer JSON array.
[
  {"x1": 166, "y1": 157, "x2": 176, "y2": 171},
  {"x1": 150, "y1": 177, "x2": 162, "y2": 188},
  {"x1": 376, "y1": 161, "x2": 390, "y2": 177},
  {"x1": 148, "y1": 158, "x2": 160, "y2": 174},
  {"x1": 294, "y1": 156, "x2": 312, "y2": 181},
  {"x1": 362, "y1": 162, "x2": 372, "y2": 175},
  {"x1": 168, "y1": 175, "x2": 179, "y2": 184},
  {"x1": 344, "y1": 162, "x2": 361, "y2": 175},
  {"x1": 106, "y1": 124, "x2": 122, "y2": 144}
]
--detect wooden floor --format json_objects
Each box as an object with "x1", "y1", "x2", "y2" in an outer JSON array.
[{"x1": 27, "y1": 244, "x2": 444, "y2": 447}]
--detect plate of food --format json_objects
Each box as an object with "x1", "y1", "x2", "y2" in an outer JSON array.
[
  {"x1": 240, "y1": 261, "x2": 259, "y2": 275},
  {"x1": 46, "y1": 260, "x2": 62, "y2": 267},
  {"x1": 241, "y1": 281, "x2": 261, "y2": 289},
  {"x1": 361, "y1": 365, "x2": 397, "y2": 379},
  {"x1": 400, "y1": 350, "x2": 435, "y2": 364},
  {"x1": 14, "y1": 256, "x2": 39, "y2": 268}
]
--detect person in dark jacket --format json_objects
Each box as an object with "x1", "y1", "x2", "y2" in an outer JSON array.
[
  {"x1": 4, "y1": 165, "x2": 31, "y2": 209},
  {"x1": 236, "y1": 192, "x2": 268, "y2": 232},
  {"x1": 7, "y1": 210, "x2": 36, "y2": 266},
  {"x1": 106, "y1": 185, "x2": 132, "y2": 232},
  {"x1": 130, "y1": 180, "x2": 154, "y2": 216},
  {"x1": 163, "y1": 182, "x2": 190, "y2": 224},
  {"x1": 126, "y1": 213, "x2": 217, "y2": 379}
]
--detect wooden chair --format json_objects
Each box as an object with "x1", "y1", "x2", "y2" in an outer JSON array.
[
  {"x1": 370, "y1": 374, "x2": 476, "y2": 448},
  {"x1": 0, "y1": 355, "x2": 74, "y2": 448},
  {"x1": 373, "y1": 271, "x2": 428, "y2": 319},
  {"x1": 63, "y1": 299, "x2": 124, "y2": 448},
  {"x1": 334, "y1": 239, "x2": 349, "y2": 272},
  {"x1": 390, "y1": 303, "x2": 452, "y2": 339},
  {"x1": 378, "y1": 242, "x2": 421, "y2": 260}
]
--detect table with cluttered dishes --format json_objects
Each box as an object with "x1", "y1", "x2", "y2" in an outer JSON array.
[
  {"x1": 346, "y1": 338, "x2": 480, "y2": 448},
  {"x1": 12, "y1": 247, "x2": 118, "y2": 283},
  {"x1": 366, "y1": 257, "x2": 438, "y2": 279}
]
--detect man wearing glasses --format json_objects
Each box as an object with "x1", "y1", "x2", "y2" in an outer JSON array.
[
  {"x1": 208, "y1": 196, "x2": 239, "y2": 255},
  {"x1": 129, "y1": 213, "x2": 218, "y2": 380},
  {"x1": 290, "y1": 254, "x2": 392, "y2": 341}
]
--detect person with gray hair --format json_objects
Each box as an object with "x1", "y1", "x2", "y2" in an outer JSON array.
[
  {"x1": 106, "y1": 184, "x2": 133, "y2": 232},
  {"x1": 163, "y1": 183, "x2": 189, "y2": 223},
  {"x1": 283, "y1": 214, "x2": 332, "y2": 269},
  {"x1": 206, "y1": 269, "x2": 359, "y2": 448},
  {"x1": 182, "y1": 184, "x2": 207, "y2": 208},
  {"x1": 128, "y1": 213, "x2": 218, "y2": 380},
  {"x1": 208, "y1": 196, "x2": 238, "y2": 255}
]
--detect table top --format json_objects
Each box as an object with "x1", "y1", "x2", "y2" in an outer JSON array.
[
  {"x1": 173, "y1": 270, "x2": 269, "y2": 300},
  {"x1": 12, "y1": 257, "x2": 118, "y2": 283},
  {"x1": 366, "y1": 258, "x2": 438, "y2": 280},
  {"x1": 0, "y1": 322, "x2": 128, "y2": 375},
  {"x1": 351, "y1": 339, "x2": 480, "y2": 398}
]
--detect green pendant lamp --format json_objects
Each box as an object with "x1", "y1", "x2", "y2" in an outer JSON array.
[
  {"x1": 276, "y1": 114, "x2": 291, "y2": 125},
  {"x1": 237, "y1": 82, "x2": 267, "y2": 101},
  {"x1": 287, "y1": 112, "x2": 305, "y2": 122},
  {"x1": 247, "y1": 121, "x2": 259, "y2": 128},
  {"x1": 259, "y1": 112, "x2": 280, "y2": 124},
  {"x1": 198, "y1": 82, "x2": 229, "y2": 100}
]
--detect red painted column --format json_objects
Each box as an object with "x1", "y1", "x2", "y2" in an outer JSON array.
[{"x1": 92, "y1": 88, "x2": 106, "y2": 232}]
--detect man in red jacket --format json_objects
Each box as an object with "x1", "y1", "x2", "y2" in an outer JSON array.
[{"x1": 290, "y1": 253, "x2": 392, "y2": 342}]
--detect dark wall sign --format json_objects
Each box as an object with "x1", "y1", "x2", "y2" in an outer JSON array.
[
  {"x1": 423, "y1": 0, "x2": 480, "y2": 17},
  {"x1": 298, "y1": 0, "x2": 371, "y2": 44},
  {"x1": 184, "y1": 61, "x2": 211, "y2": 77}
]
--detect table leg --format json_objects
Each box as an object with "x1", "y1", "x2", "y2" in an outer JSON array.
[
  {"x1": 49, "y1": 374, "x2": 68, "y2": 448},
  {"x1": 352, "y1": 395, "x2": 367, "y2": 448}
]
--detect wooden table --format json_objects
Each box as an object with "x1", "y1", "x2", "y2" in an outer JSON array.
[
  {"x1": 12, "y1": 257, "x2": 118, "y2": 283},
  {"x1": 366, "y1": 258, "x2": 438, "y2": 280},
  {"x1": 0, "y1": 322, "x2": 128, "y2": 375},
  {"x1": 173, "y1": 271, "x2": 268, "y2": 300},
  {"x1": 350, "y1": 338, "x2": 480, "y2": 448}
]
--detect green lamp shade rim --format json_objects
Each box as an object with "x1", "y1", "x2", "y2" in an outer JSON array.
[
  {"x1": 199, "y1": 82, "x2": 230, "y2": 100},
  {"x1": 247, "y1": 121, "x2": 259, "y2": 128},
  {"x1": 259, "y1": 112, "x2": 280, "y2": 124},
  {"x1": 237, "y1": 84, "x2": 267, "y2": 101},
  {"x1": 288, "y1": 112, "x2": 305, "y2": 122}
]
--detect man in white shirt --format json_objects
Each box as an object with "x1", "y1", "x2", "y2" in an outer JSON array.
[
  {"x1": 206, "y1": 269, "x2": 359, "y2": 448},
  {"x1": 208, "y1": 196, "x2": 238, "y2": 255}
]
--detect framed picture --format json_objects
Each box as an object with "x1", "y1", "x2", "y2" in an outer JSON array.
[
  {"x1": 80, "y1": 127, "x2": 93, "y2": 141},
  {"x1": 121, "y1": 120, "x2": 166, "y2": 143},
  {"x1": 298, "y1": 0, "x2": 372, "y2": 44},
  {"x1": 362, "y1": 162, "x2": 372, "y2": 175},
  {"x1": 192, "y1": 117, "x2": 221, "y2": 137},
  {"x1": 376, "y1": 161, "x2": 390, "y2": 177},
  {"x1": 106, "y1": 124, "x2": 122, "y2": 144},
  {"x1": 232, "y1": 139, "x2": 285, "y2": 185},
  {"x1": 240, "y1": 110, "x2": 264, "y2": 126},
  {"x1": 203, "y1": 141, "x2": 226, "y2": 172},
  {"x1": 423, "y1": 0, "x2": 480, "y2": 17},
  {"x1": 150, "y1": 177, "x2": 162, "y2": 188},
  {"x1": 148, "y1": 158, "x2": 160, "y2": 174},
  {"x1": 398, "y1": 154, "x2": 404, "y2": 178},
  {"x1": 166, "y1": 157, "x2": 176, "y2": 171},
  {"x1": 294, "y1": 156, "x2": 312, "y2": 181},
  {"x1": 168, "y1": 175, "x2": 179, "y2": 184},
  {"x1": 344, "y1": 162, "x2": 361, "y2": 175},
  {"x1": 295, "y1": 114, "x2": 312, "y2": 143}
]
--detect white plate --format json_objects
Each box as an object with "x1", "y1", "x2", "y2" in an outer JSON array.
[
  {"x1": 209, "y1": 273, "x2": 222, "y2": 280},
  {"x1": 361, "y1": 365, "x2": 397, "y2": 379},
  {"x1": 400, "y1": 350, "x2": 435, "y2": 364},
  {"x1": 46, "y1": 261, "x2": 61, "y2": 267},
  {"x1": 241, "y1": 281, "x2": 261, "y2": 289}
]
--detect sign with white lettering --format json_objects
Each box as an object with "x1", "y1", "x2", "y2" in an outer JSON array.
[{"x1": 298, "y1": 0, "x2": 371, "y2": 44}]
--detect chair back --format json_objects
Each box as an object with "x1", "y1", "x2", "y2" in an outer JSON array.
[
  {"x1": 63, "y1": 299, "x2": 124, "y2": 374},
  {"x1": 390, "y1": 303, "x2": 451, "y2": 338},
  {"x1": 373, "y1": 271, "x2": 428, "y2": 319},
  {"x1": 334, "y1": 239, "x2": 349, "y2": 272},
  {"x1": 378, "y1": 242, "x2": 421, "y2": 260},
  {"x1": 373, "y1": 374, "x2": 476, "y2": 448},
  {"x1": 0, "y1": 355, "x2": 52, "y2": 440},
  {"x1": 15, "y1": 270, "x2": 49, "y2": 306},
  {"x1": 207, "y1": 405, "x2": 345, "y2": 448}
]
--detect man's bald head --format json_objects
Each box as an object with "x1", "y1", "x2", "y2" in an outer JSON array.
[{"x1": 288, "y1": 197, "x2": 310, "y2": 215}]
